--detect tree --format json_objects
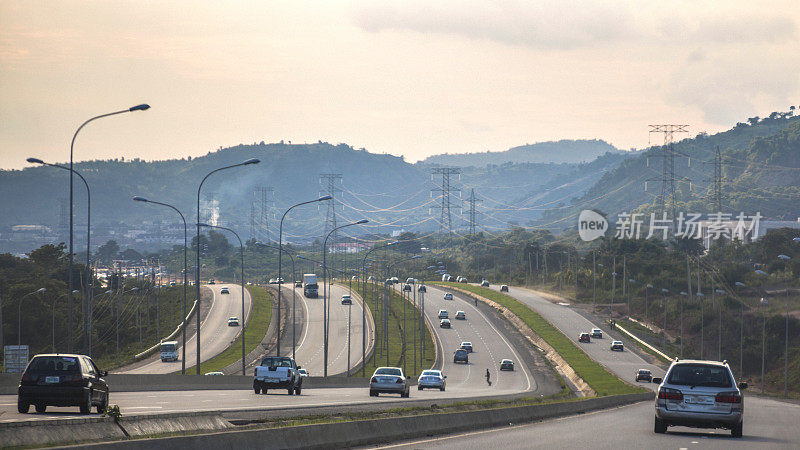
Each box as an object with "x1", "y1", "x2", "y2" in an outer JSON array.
[
  {"x1": 119, "y1": 248, "x2": 143, "y2": 262},
  {"x1": 95, "y1": 240, "x2": 120, "y2": 264},
  {"x1": 26, "y1": 243, "x2": 68, "y2": 270}
]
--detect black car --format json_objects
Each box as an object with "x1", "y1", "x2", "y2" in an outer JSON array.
[
  {"x1": 418, "y1": 285, "x2": 427, "y2": 292},
  {"x1": 18, "y1": 354, "x2": 109, "y2": 414},
  {"x1": 500, "y1": 285, "x2": 509, "y2": 292},
  {"x1": 453, "y1": 349, "x2": 469, "y2": 364},
  {"x1": 402, "y1": 284, "x2": 412, "y2": 292}
]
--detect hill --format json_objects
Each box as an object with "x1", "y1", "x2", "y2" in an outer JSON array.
[{"x1": 421, "y1": 139, "x2": 620, "y2": 166}]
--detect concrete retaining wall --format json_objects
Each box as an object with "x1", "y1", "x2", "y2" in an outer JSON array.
[{"x1": 75, "y1": 392, "x2": 654, "y2": 449}]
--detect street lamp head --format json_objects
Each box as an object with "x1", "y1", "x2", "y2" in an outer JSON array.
[
  {"x1": 242, "y1": 158, "x2": 260, "y2": 165},
  {"x1": 72, "y1": 290, "x2": 80, "y2": 294},
  {"x1": 628, "y1": 279, "x2": 636, "y2": 283},
  {"x1": 131, "y1": 287, "x2": 139, "y2": 292},
  {"x1": 715, "y1": 289, "x2": 726, "y2": 294},
  {"x1": 318, "y1": 195, "x2": 333, "y2": 201},
  {"x1": 132, "y1": 196, "x2": 148, "y2": 202},
  {"x1": 411, "y1": 255, "x2": 422, "y2": 259},
  {"x1": 129, "y1": 104, "x2": 150, "y2": 112},
  {"x1": 661, "y1": 288, "x2": 669, "y2": 293},
  {"x1": 27, "y1": 157, "x2": 45, "y2": 165},
  {"x1": 735, "y1": 281, "x2": 746, "y2": 287},
  {"x1": 680, "y1": 291, "x2": 688, "y2": 296},
  {"x1": 696, "y1": 291, "x2": 704, "y2": 297},
  {"x1": 778, "y1": 254, "x2": 791, "y2": 260},
  {"x1": 104, "y1": 290, "x2": 113, "y2": 294},
  {"x1": 37, "y1": 288, "x2": 47, "y2": 293},
  {"x1": 355, "y1": 219, "x2": 369, "y2": 225},
  {"x1": 646, "y1": 284, "x2": 654, "y2": 289},
  {"x1": 755, "y1": 269, "x2": 768, "y2": 276}
]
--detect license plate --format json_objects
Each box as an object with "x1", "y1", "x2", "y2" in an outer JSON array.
[
  {"x1": 686, "y1": 396, "x2": 713, "y2": 405},
  {"x1": 45, "y1": 376, "x2": 60, "y2": 383}
]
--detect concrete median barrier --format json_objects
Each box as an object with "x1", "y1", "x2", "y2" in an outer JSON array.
[{"x1": 63, "y1": 392, "x2": 653, "y2": 449}]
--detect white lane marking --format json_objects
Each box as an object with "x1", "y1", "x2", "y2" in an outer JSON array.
[{"x1": 124, "y1": 406, "x2": 164, "y2": 409}]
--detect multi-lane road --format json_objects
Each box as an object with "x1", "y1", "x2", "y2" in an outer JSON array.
[{"x1": 120, "y1": 284, "x2": 252, "y2": 374}]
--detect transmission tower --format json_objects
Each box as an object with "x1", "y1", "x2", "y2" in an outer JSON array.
[
  {"x1": 250, "y1": 187, "x2": 274, "y2": 242},
  {"x1": 703, "y1": 146, "x2": 724, "y2": 212},
  {"x1": 645, "y1": 125, "x2": 690, "y2": 219},
  {"x1": 466, "y1": 189, "x2": 481, "y2": 235},
  {"x1": 319, "y1": 173, "x2": 342, "y2": 248},
  {"x1": 430, "y1": 168, "x2": 461, "y2": 234}
]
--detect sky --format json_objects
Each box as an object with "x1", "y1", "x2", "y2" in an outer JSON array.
[{"x1": 1, "y1": 0, "x2": 799, "y2": 170}]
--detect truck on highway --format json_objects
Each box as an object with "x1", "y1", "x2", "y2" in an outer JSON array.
[
  {"x1": 303, "y1": 273, "x2": 318, "y2": 298},
  {"x1": 253, "y1": 356, "x2": 303, "y2": 395},
  {"x1": 160, "y1": 341, "x2": 179, "y2": 362}
]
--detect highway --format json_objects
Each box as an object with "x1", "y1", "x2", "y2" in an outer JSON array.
[
  {"x1": 119, "y1": 284, "x2": 252, "y2": 374},
  {"x1": 289, "y1": 282, "x2": 371, "y2": 376}
]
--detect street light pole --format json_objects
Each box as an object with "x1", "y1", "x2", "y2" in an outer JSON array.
[
  {"x1": 67, "y1": 104, "x2": 149, "y2": 352},
  {"x1": 322, "y1": 219, "x2": 368, "y2": 377},
  {"x1": 199, "y1": 223, "x2": 246, "y2": 375},
  {"x1": 195, "y1": 158, "x2": 259, "y2": 374},
  {"x1": 28, "y1": 158, "x2": 94, "y2": 355},
  {"x1": 18, "y1": 288, "x2": 46, "y2": 346},
  {"x1": 255, "y1": 242, "x2": 297, "y2": 360},
  {"x1": 133, "y1": 196, "x2": 189, "y2": 374},
  {"x1": 278, "y1": 196, "x2": 331, "y2": 358}
]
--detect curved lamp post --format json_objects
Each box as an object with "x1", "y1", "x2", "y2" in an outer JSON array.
[
  {"x1": 322, "y1": 219, "x2": 368, "y2": 376},
  {"x1": 199, "y1": 223, "x2": 247, "y2": 375},
  {"x1": 195, "y1": 158, "x2": 259, "y2": 374},
  {"x1": 18, "y1": 288, "x2": 46, "y2": 346},
  {"x1": 277, "y1": 195, "x2": 332, "y2": 357},
  {"x1": 360, "y1": 241, "x2": 397, "y2": 376},
  {"x1": 67, "y1": 104, "x2": 149, "y2": 352},
  {"x1": 28, "y1": 157, "x2": 94, "y2": 354},
  {"x1": 133, "y1": 196, "x2": 189, "y2": 374},
  {"x1": 255, "y1": 242, "x2": 297, "y2": 360}
]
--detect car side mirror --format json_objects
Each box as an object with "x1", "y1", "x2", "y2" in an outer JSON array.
[
  {"x1": 738, "y1": 382, "x2": 748, "y2": 390},
  {"x1": 297, "y1": 366, "x2": 302, "y2": 370},
  {"x1": 100, "y1": 370, "x2": 108, "y2": 377},
  {"x1": 444, "y1": 376, "x2": 447, "y2": 378},
  {"x1": 652, "y1": 377, "x2": 662, "y2": 384}
]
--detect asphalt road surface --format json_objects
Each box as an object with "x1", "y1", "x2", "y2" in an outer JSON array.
[
  {"x1": 290, "y1": 282, "x2": 371, "y2": 377},
  {"x1": 120, "y1": 284, "x2": 252, "y2": 374},
  {"x1": 374, "y1": 396, "x2": 800, "y2": 449}
]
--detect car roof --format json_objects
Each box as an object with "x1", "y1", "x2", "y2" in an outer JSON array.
[
  {"x1": 501, "y1": 359, "x2": 513, "y2": 363},
  {"x1": 456, "y1": 310, "x2": 465, "y2": 313},
  {"x1": 461, "y1": 341, "x2": 472, "y2": 344},
  {"x1": 670, "y1": 359, "x2": 728, "y2": 367},
  {"x1": 32, "y1": 353, "x2": 86, "y2": 358},
  {"x1": 612, "y1": 340, "x2": 623, "y2": 344}
]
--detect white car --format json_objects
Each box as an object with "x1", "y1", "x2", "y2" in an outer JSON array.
[
  {"x1": 298, "y1": 368, "x2": 309, "y2": 377},
  {"x1": 220, "y1": 287, "x2": 230, "y2": 294},
  {"x1": 455, "y1": 311, "x2": 466, "y2": 320},
  {"x1": 228, "y1": 317, "x2": 240, "y2": 326},
  {"x1": 417, "y1": 370, "x2": 446, "y2": 391},
  {"x1": 370, "y1": 367, "x2": 409, "y2": 397},
  {"x1": 438, "y1": 309, "x2": 449, "y2": 319},
  {"x1": 444, "y1": 293, "x2": 454, "y2": 300},
  {"x1": 204, "y1": 371, "x2": 224, "y2": 376},
  {"x1": 341, "y1": 294, "x2": 352, "y2": 305}
]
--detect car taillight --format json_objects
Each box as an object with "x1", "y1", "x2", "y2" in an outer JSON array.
[
  {"x1": 396, "y1": 378, "x2": 404, "y2": 383},
  {"x1": 715, "y1": 392, "x2": 742, "y2": 403},
  {"x1": 371, "y1": 377, "x2": 378, "y2": 383},
  {"x1": 658, "y1": 387, "x2": 683, "y2": 401}
]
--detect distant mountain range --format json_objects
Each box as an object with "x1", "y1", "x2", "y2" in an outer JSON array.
[{"x1": 421, "y1": 139, "x2": 621, "y2": 166}]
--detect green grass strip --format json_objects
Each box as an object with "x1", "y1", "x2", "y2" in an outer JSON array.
[
  {"x1": 188, "y1": 286, "x2": 273, "y2": 374},
  {"x1": 435, "y1": 282, "x2": 646, "y2": 396}
]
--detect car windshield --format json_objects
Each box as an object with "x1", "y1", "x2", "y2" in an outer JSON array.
[
  {"x1": 161, "y1": 343, "x2": 177, "y2": 352},
  {"x1": 261, "y1": 357, "x2": 293, "y2": 367},
  {"x1": 27, "y1": 356, "x2": 80, "y2": 374},
  {"x1": 639, "y1": 369, "x2": 650, "y2": 374},
  {"x1": 667, "y1": 364, "x2": 732, "y2": 388},
  {"x1": 376, "y1": 368, "x2": 402, "y2": 376}
]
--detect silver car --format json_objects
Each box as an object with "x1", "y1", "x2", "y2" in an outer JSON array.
[
  {"x1": 653, "y1": 359, "x2": 747, "y2": 437},
  {"x1": 369, "y1": 367, "x2": 410, "y2": 397},
  {"x1": 417, "y1": 369, "x2": 446, "y2": 391}
]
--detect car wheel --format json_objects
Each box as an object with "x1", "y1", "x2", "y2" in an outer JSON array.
[
  {"x1": 35, "y1": 403, "x2": 47, "y2": 413},
  {"x1": 254, "y1": 386, "x2": 261, "y2": 394},
  {"x1": 440, "y1": 387, "x2": 445, "y2": 391},
  {"x1": 287, "y1": 387, "x2": 294, "y2": 395},
  {"x1": 80, "y1": 391, "x2": 92, "y2": 414},
  {"x1": 731, "y1": 422, "x2": 743, "y2": 438},
  {"x1": 97, "y1": 392, "x2": 108, "y2": 414},
  {"x1": 654, "y1": 416, "x2": 667, "y2": 434},
  {"x1": 295, "y1": 386, "x2": 302, "y2": 395},
  {"x1": 17, "y1": 399, "x2": 30, "y2": 414},
  {"x1": 418, "y1": 386, "x2": 423, "y2": 390}
]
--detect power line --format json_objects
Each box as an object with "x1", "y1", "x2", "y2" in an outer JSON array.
[
  {"x1": 319, "y1": 172, "x2": 343, "y2": 247},
  {"x1": 430, "y1": 168, "x2": 461, "y2": 234},
  {"x1": 250, "y1": 186, "x2": 274, "y2": 242}
]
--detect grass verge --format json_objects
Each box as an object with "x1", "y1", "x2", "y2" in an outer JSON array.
[
  {"x1": 355, "y1": 282, "x2": 435, "y2": 378},
  {"x1": 617, "y1": 318, "x2": 675, "y2": 364},
  {"x1": 188, "y1": 286, "x2": 273, "y2": 374},
  {"x1": 436, "y1": 282, "x2": 646, "y2": 396}
]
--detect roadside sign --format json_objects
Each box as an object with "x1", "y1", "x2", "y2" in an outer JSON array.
[{"x1": 4, "y1": 345, "x2": 29, "y2": 373}]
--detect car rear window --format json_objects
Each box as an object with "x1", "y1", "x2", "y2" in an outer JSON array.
[
  {"x1": 27, "y1": 356, "x2": 81, "y2": 374},
  {"x1": 261, "y1": 357, "x2": 292, "y2": 367},
  {"x1": 667, "y1": 364, "x2": 732, "y2": 388},
  {"x1": 376, "y1": 368, "x2": 401, "y2": 376}
]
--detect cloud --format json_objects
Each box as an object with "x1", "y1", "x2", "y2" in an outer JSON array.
[
  {"x1": 666, "y1": 49, "x2": 800, "y2": 125},
  {"x1": 352, "y1": 0, "x2": 637, "y2": 50}
]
